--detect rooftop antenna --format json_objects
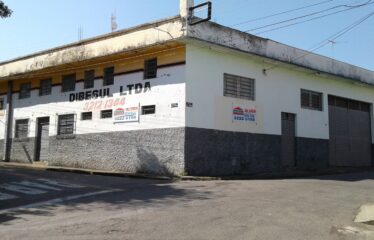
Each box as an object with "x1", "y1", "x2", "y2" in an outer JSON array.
[{"x1": 111, "y1": 11, "x2": 118, "y2": 32}]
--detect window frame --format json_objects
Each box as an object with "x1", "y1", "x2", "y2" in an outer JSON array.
[
  {"x1": 223, "y1": 73, "x2": 255, "y2": 101},
  {"x1": 300, "y1": 89, "x2": 323, "y2": 111},
  {"x1": 0, "y1": 98, "x2": 4, "y2": 110},
  {"x1": 57, "y1": 114, "x2": 76, "y2": 136},
  {"x1": 39, "y1": 78, "x2": 52, "y2": 96},
  {"x1": 141, "y1": 105, "x2": 156, "y2": 115},
  {"x1": 84, "y1": 70, "x2": 95, "y2": 89},
  {"x1": 61, "y1": 74, "x2": 76, "y2": 92},
  {"x1": 19, "y1": 82, "x2": 31, "y2": 99},
  {"x1": 144, "y1": 58, "x2": 158, "y2": 80},
  {"x1": 103, "y1": 67, "x2": 114, "y2": 86},
  {"x1": 15, "y1": 119, "x2": 29, "y2": 139},
  {"x1": 81, "y1": 112, "x2": 93, "y2": 121},
  {"x1": 100, "y1": 109, "x2": 113, "y2": 119}
]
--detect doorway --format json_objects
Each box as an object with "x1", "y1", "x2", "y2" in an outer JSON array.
[
  {"x1": 34, "y1": 117, "x2": 50, "y2": 162},
  {"x1": 281, "y1": 112, "x2": 296, "y2": 167}
]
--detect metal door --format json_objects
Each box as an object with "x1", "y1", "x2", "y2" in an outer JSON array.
[
  {"x1": 35, "y1": 117, "x2": 50, "y2": 162},
  {"x1": 328, "y1": 96, "x2": 371, "y2": 167},
  {"x1": 281, "y1": 112, "x2": 296, "y2": 167}
]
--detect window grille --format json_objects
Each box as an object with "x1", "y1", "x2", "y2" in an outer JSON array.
[
  {"x1": 15, "y1": 119, "x2": 29, "y2": 138},
  {"x1": 58, "y1": 114, "x2": 75, "y2": 135},
  {"x1": 39, "y1": 78, "x2": 52, "y2": 96},
  {"x1": 224, "y1": 73, "x2": 255, "y2": 100},
  {"x1": 62, "y1": 74, "x2": 76, "y2": 92},
  {"x1": 301, "y1": 89, "x2": 323, "y2": 111},
  {"x1": 144, "y1": 58, "x2": 157, "y2": 79},
  {"x1": 84, "y1": 70, "x2": 95, "y2": 89},
  {"x1": 19, "y1": 83, "x2": 31, "y2": 99},
  {"x1": 103, "y1": 67, "x2": 114, "y2": 86}
]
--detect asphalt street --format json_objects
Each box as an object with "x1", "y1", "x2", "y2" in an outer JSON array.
[{"x1": 1, "y1": 167, "x2": 374, "y2": 240}]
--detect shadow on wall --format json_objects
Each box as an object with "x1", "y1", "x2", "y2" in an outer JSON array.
[
  {"x1": 21, "y1": 145, "x2": 33, "y2": 164},
  {"x1": 135, "y1": 147, "x2": 175, "y2": 176}
]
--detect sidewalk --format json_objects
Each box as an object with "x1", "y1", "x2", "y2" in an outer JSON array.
[{"x1": 0, "y1": 162, "x2": 173, "y2": 181}]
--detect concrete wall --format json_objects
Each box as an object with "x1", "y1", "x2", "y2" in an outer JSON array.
[
  {"x1": 186, "y1": 43, "x2": 374, "y2": 141},
  {"x1": 184, "y1": 43, "x2": 374, "y2": 175},
  {"x1": 4, "y1": 62, "x2": 186, "y2": 175}
]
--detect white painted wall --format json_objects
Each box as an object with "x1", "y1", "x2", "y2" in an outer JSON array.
[
  {"x1": 6, "y1": 65, "x2": 185, "y2": 139},
  {"x1": 186, "y1": 43, "x2": 374, "y2": 142}
]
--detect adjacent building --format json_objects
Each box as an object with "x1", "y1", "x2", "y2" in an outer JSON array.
[{"x1": 0, "y1": 0, "x2": 373, "y2": 176}]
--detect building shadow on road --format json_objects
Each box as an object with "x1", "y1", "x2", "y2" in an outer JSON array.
[{"x1": 0, "y1": 175, "x2": 214, "y2": 225}]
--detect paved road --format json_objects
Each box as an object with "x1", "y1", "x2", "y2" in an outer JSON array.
[{"x1": 1, "y1": 167, "x2": 374, "y2": 240}]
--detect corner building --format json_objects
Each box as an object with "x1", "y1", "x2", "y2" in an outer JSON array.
[{"x1": 0, "y1": 1, "x2": 373, "y2": 176}]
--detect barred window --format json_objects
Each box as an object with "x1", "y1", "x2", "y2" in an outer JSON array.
[
  {"x1": 81, "y1": 112, "x2": 92, "y2": 120},
  {"x1": 301, "y1": 89, "x2": 323, "y2": 111},
  {"x1": 103, "y1": 67, "x2": 114, "y2": 86},
  {"x1": 58, "y1": 114, "x2": 75, "y2": 135},
  {"x1": 101, "y1": 109, "x2": 113, "y2": 119},
  {"x1": 144, "y1": 58, "x2": 157, "y2": 79},
  {"x1": 62, "y1": 74, "x2": 76, "y2": 92},
  {"x1": 19, "y1": 83, "x2": 31, "y2": 99},
  {"x1": 84, "y1": 70, "x2": 95, "y2": 89},
  {"x1": 224, "y1": 73, "x2": 255, "y2": 100},
  {"x1": 141, "y1": 105, "x2": 156, "y2": 115},
  {"x1": 0, "y1": 98, "x2": 4, "y2": 110},
  {"x1": 39, "y1": 78, "x2": 52, "y2": 96},
  {"x1": 15, "y1": 119, "x2": 29, "y2": 139}
]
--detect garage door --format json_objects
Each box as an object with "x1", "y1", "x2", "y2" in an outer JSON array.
[{"x1": 328, "y1": 95, "x2": 372, "y2": 167}]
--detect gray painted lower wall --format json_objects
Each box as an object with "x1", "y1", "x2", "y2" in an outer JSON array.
[
  {"x1": 6, "y1": 127, "x2": 366, "y2": 176},
  {"x1": 9, "y1": 128, "x2": 185, "y2": 176},
  {"x1": 185, "y1": 127, "x2": 330, "y2": 176},
  {"x1": 295, "y1": 137, "x2": 329, "y2": 171},
  {"x1": 10, "y1": 138, "x2": 35, "y2": 164}
]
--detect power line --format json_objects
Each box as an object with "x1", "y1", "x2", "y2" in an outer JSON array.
[
  {"x1": 230, "y1": 0, "x2": 335, "y2": 27},
  {"x1": 254, "y1": 1, "x2": 374, "y2": 35},
  {"x1": 263, "y1": 11, "x2": 374, "y2": 72},
  {"x1": 246, "y1": 0, "x2": 373, "y2": 33}
]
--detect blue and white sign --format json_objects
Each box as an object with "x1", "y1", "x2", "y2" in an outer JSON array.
[{"x1": 114, "y1": 106, "x2": 139, "y2": 123}]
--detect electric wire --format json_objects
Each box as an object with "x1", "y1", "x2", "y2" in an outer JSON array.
[
  {"x1": 263, "y1": 11, "x2": 374, "y2": 72},
  {"x1": 230, "y1": 0, "x2": 335, "y2": 27},
  {"x1": 255, "y1": 2, "x2": 374, "y2": 34},
  {"x1": 245, "y1": 0, "x2": 373, "y2": 33}
]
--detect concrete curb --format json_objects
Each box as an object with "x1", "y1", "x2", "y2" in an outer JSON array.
[
  {"x1": 0, "y1": 162, "x2": 173, "y2": 181},
  {"x1": 1, "y1": 162, "x2": 373, "y2": 181}
]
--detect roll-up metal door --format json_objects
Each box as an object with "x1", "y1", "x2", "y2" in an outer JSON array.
[
  {"x1": 281, "y1": 112, "x2": 296, "y2": 167},
  {"x1": 328, "y1": 96, "x2": 372, "y2": 167}
]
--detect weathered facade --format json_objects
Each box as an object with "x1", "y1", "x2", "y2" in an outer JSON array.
[{"x1": 0, "y1": 0, "x2": 373, "y2": 176}]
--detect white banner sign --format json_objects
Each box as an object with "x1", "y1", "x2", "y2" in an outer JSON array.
[{"x1": 114, "y1": 106, "x2": 139, "y2": 123}]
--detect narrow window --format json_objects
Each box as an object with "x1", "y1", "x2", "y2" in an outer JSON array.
[
  {"x1": 141, "y1": 105, "x2": 156, "y2": 115},
  {"x1": 84, "y1": 70, "x2": 95, "y2": 89},
  {"x1": 62, "y1": 74, "x2": 76, "y2": 92},
  {"x1": 301, "y1": 89, "x2": 323, "y2": 111},
  {"x1": 224, "y1": 73, "x2": 255, "y2": 100},
  {"x1": 103, "y1": 67, "x2": 114, "y2": 86},
  {"x1": 57, "y1": 114, "x2": 75, "y2": 135},
  {"x1": 144, "y1": 58, "x2": 157, "y2": 79},
  {"x1": 19, "y1": 83, "x2": 31, "y2": 99},
  {"x1": 0, "y1": 98, "x2": 4, "y2": 110},
  {"x1": 15, "y1": 119, "x2": 29, "y2": 139},
  {"x1": 81, "y1": 112, "x2": 92, "y2": 120},
  {"x1": 39, "y1": 78, "x2": 52, "y2": 96},
  {"x1": 101, "y1": 109, "x2": 113, "y2": 119}
]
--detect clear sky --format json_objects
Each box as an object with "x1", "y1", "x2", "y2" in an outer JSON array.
[{"x1": 0, "y1": 0, "x2": 373, "y2": 70}]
